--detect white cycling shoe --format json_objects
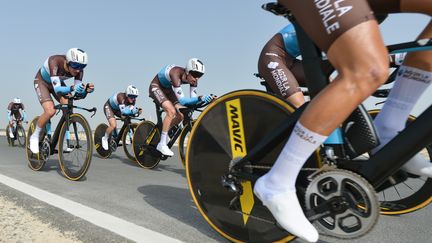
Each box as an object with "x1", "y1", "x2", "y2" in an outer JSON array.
[
  {"x1": 9, "y1": 130, "x2": 14, "y2": 138},
  {"x1": 254, "y1": 176, "x2": 319, "y2": 243},
  {"x1": 29, "y1": 135, "x2": 39, "y2": 154},
  {"x1": 156, "y1": 143, "x2": 174, "y2": 156},
  {"x1": 101, "y1": 136, "x2": 109, "y2": 150},
  {"x1": 402, "y1": 153, "x2": 432, "y2": 177}
]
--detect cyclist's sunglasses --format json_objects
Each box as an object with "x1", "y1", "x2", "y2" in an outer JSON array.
[
  {"x1": 127, "y1": 95, "x2": 138, "y2": 100},
  {"x1": 189, "y1": 71, "x2": 204, "y2": 79},
  {"x1": 68, "y1": 61, "x2": 87, "y2": 70}
]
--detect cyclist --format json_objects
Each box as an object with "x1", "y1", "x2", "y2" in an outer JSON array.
[
  {"x1": 149, "y1": 58, "x2": 213, "y2": 156},
  {"x1": 7, "y1": 97, "x2": 27, "y2": 138},
  {"x1": 253, "y1": 1, "x2": 432, "y2": 242},
  {"x1": 258, "y1": 21, "x2": 406, "y2": 108},
  {"x1": 29, "y1": 48, "x2": 94, "y2": 154},
  {"x1": 101, "y1": 85, "x2": 142, "y2": 150}
]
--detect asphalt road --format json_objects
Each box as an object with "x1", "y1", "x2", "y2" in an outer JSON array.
[{"x1": 0, "y1": 136, "x2": 431, "y2": 243}]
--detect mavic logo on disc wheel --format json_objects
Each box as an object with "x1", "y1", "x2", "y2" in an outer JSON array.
[{"x1": 225, "y1": 99, "x2": 254, "y2": 226}]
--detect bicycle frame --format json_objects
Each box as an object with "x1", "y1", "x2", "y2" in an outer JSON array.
[
  {"x1": 152, "y1": 102, "x2": 200, "y2": 149},
  {"x1": 232, "y1": 20, "x2": 432, "y2": 189},
  {"x1": 46, "y1": 98, "x2": 96, "y2": 153}
]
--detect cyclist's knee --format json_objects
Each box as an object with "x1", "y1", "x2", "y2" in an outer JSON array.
[
  {"x1": 166, "y1": 108, "x2": 177, "y2": 120},
  {"x1": 340, "y1": 61, "x2": 388, "y2": 98},
  {"x1": 44, "y1": 106, "x2": 57, "y2": 117}
]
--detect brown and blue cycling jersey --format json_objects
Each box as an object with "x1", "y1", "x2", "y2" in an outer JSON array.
[
  {"x1": 7, "y1": 102, "x2": 25, "y2": 120},
  {"x1": 104, "y1": 92, "x2": 136, "y2": 120},
  {"x1": 149, "y1": 65, "x2": 200, "y2": 106},
  {"x1": 33, "y1": 55, "x2": 83, "y2": 103},
  {"x1": 258, "y1": 24, "x2": 307, "y2": 99}
]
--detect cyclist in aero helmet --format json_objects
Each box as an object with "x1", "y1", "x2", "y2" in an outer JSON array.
[
  {"x1": 149, "y1": 58, "x2": 214, "y2": 156},
  {"x1": 7, "y1": 97, "x2": 27, "y2": 138},
  {"x1": 253, "y1": 1, "x2": 432, "y2": 242},
  {"x1": 29, "y1": 48, "x2": 94, "y2": 154},
  {"x1": 101, "y1": 85, "x2": 142, "y2": 150}
]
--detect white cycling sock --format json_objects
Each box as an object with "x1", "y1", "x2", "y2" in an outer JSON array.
[
  {"x1": 374, "y1": 66, "x2": 431, "y2": 151},
  {"x1": 254, "y1": 122, "x2": 326, "y2": 242},
  {"x1": 373, "y1": 66, "x2": 432, "y2": 176},
  {"x1": 32, "y1": 125, "x2": 42, "y2": 138},
  {"x1": 257, "y1": 121, "x2": 327, "y2": 197},
  {"x1": 160, "y1": 132, "x2": 168, "y2": 146}
]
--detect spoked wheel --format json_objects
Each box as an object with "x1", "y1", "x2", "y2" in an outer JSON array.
[
  {"x1": 6, "y1": 125, "x2": 14, "y2": 146},
  {"x1": 58, "y1": 114, "x2": 93, "y2": 181},
  {"x1": 16, "y1": 124, "x2": 26, "y2": 147},
  {"x1": 368, "y1": 110, "x2": 432, "y2": 215},
  {"x1": 132, "y1": 121, "x2": 161, "y2": 169},
  {"x1": 26, "y1": 117, "x2": 48, "y2": 171},
  {"x1": 178, "y1": 122, "x2": 194, "y2": 166},
  {"x1": 186, "y1": 90, "x2": 319, "y2": 242},
  {"x1": 94, "y1": 123, "x2": 113, "y2": 158},
  {"x1": 305, "y1": 169, "x2": 379, "y2": 239},
  {"x1": 122, "y1": 123, "x2": 138, "y2": 162}
]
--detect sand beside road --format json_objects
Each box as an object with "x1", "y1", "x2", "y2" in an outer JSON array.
[{"x1": 0, "y1": 195, "x2": 82, "y2": 243}]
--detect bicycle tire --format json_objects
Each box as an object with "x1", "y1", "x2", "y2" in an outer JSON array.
[
  {"x1": 5, "y1": 125, "x2": 13, "y2": 146},
  {"x1": 17, "y1": 124, "x2": 26, "y2": 147},
  {"x1": 94, "y1": 123, "x2": 112, "y2": 158},
  {"x1": 122, "y1": 123, "x2": 138, "y2": 162},
  {"x1": 186, "y1": 90, "x2": 313, "y2": 242},
  {"x1": 132, "y1": 121, "x2": 161, "y2": 169},
  {"x1": 25, "y1": 116, "x2": 47, "y2": 171},
  {"x1": 178, "y1": 122, "x2": 194, "y2": 167},
  {"x1": 58, "y1": 114, "x2": 93, "y2": 181},
  {"x1": 368, "y1": 109, "x2": 432, "y2": 215}
]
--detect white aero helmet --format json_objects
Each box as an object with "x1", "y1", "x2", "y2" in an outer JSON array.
[
  {"x1": 126, "y1": 85, "x2": 139, "y2": 98},
  {"x1": 13, "y1": 97, "x2": 21, "y2": 103},
  {"x1": 186, "y1": 58, "x2": 205, "y2": 78},
  {"x1": 66, "y1": 48, "x2": 88, "y2": 70}
]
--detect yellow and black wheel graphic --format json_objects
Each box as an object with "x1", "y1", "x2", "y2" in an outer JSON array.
[
  {"x1": 185, "y1": 90, "x2": 320, "y2": 242},
  {"x1": 94, "y1": 123, "x2": 112, "y2": 159},
  {"x1": 26, "y1": 116, "x2": 47, "y2": 171},
  {"x1": 132, "y1": 121, "x2": 161, "y2": 169}
]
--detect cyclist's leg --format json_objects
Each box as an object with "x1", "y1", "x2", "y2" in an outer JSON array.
[
  {"x1": 102, "y1": 101, "x2": 117, "y2": 150},
  {"x1": 255, "y1": 1, "x2": 389, "y2": 242},
  {"x1": 8, "y1": 117, "x2": 14, "y2": 138},
  {"x1": 149, "y1": 83, "x2": 175, "y2": 156},
  {"x1": 30, "y1": 78, "x2": 57, "y2": 153},
  {"x1": 371, "y1": 0, "x2": 432, "y2": 176},
  {"x1": 258, "y1": 43, "x2": 305, "y2": 107}
]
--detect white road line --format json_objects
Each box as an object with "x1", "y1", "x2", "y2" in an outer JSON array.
[{"x1": 0, "y1": 173, "x2": 182, "y2": 243}]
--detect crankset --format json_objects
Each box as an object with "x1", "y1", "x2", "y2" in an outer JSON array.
[
  {"x1": 40, "y1": 138, "x2": 51, "y2": 163},
  {"x1": 305, "y1": 169, "x2": 379, "y2": 239}
]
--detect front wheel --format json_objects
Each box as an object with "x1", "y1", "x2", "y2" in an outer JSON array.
[
  {"x1": 122, "y1": 123, "x2": 138, "y2": 162},
  {"x1": 178, "y1": 122, "x2": 194, "y2": 167},
  {"x1": 132, "y1": 121, "x2": 161, "y2": 169},
  {"x1": 58, "y1": 114, "x2": 93, "y2": 181},
  {"x1": 16, "y1": 124, "x2": 26, "y2": 147}
]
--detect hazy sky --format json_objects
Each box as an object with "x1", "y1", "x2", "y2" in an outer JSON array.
[{"x1": 1, "y1": 1, "x2": 430, "y2": 128}]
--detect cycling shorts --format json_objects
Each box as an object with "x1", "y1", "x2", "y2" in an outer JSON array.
[
  {"x1": 34, "y1": 71, "x2": 64, "y2": 104},
  {"x1": 103, "y1": 100, "x2": 121, "y2": 120}
]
